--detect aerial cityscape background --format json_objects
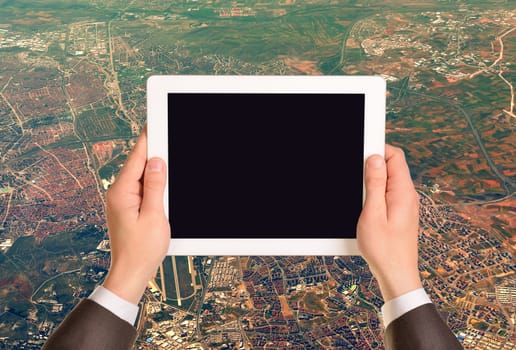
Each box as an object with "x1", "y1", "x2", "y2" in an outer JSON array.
[{"x1": 0, "y1": 0, "x2": 514, "y2": 349}]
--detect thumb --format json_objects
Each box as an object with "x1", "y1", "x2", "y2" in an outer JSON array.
[
  {"x1": 140, "y1": 157, "x2": 167, "y2": 218},
  {"x1": 362, "y1": 154, "x2": 387, "y2": 217}
]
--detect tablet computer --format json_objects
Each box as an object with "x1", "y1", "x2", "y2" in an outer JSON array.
[{"x1": 147, "y1": 75, "x2": 385, "y2": 256}]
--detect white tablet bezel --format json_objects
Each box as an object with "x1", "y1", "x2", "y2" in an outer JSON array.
[{"x1": 147, "y1": 75, "x2": 385, "y2": 256}]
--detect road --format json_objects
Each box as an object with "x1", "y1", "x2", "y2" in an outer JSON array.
[
  {"x1": 391, "y1": 86, "x2": 515, "y2": 196},
  {"x1": 107, "y1": 15, "x2": 139, "y2": 130},
  {"x1": 171, "y1": 256, "x2": 182, "y2": 307},
  {"x1": 62, "y1": 75, "x2": 107, "y2": 211},
  {"x1": 31, "y1": 268, "x2": 81, "y2": 302},
  {"x1": 469, "y1": 27, "x2": 515, "y2": 118},
  {"x1": 194, "y1": 259, "x2": 213, "y2": 339},
  {"x1": 35, "y1": 143, "x2": 84, "y2": 189}
]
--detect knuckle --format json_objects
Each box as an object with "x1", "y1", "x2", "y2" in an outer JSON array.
[
  {"x1": 145, "y1": 175, "x2": 164, "y2": 191},
  {"x1": 393, "y1": 146, "x2": 406, "y2": 158},
  {"x1": 366, "y1": 175, "x2": 385, "y2": 188}
]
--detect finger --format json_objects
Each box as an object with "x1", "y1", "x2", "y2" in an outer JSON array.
[
  {"x1": 362, "y1": 154, "x2": 387, "y2": 218},
  {"x1": 385, "y1": 145, "x2": 419, "y2": 219},
  {"x1": 385, "y1": 145, "x2": 415, "y2": 193},
  {"x1": 139, "y1": 157, "x2": 167, "y2": 218},
  {"x1": 116, "y1": 126, "x2": 148, "y2": 186}
]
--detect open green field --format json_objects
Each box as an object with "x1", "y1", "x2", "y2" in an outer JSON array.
[
  {"x1": 0, "y1": 0, "x2": 116, "y2": 31},
  {"x1": 76, "y1": 107, "x2": 132, "y2": 141},
  {"x1": 0, "y1": 227, "x2": 103, "y2": 338},
  {"x1": 98, "y1": 153, "x2": 127, "y2": 180}
]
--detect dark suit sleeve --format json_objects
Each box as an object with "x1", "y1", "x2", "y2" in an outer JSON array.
[
  {"x1": 42, "y1": 298, "x2": 137, "y2": 350},
  {"x1": 384, "y1": 303, "x2": 463, "y2": 350}
]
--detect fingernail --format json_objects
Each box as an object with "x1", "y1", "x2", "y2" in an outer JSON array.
[
  {"x1": 368, "y1": 155, "x2": 385, "y2": 169},
  {"x1": 147, "y1": 158, "x2": 163, "y2": 172}
]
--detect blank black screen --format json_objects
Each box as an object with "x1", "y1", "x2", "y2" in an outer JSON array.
[{"x1": 168, "y1": 93, "x2": 364, "y2": 238}]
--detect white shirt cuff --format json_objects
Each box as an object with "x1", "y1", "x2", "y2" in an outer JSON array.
[
  {"x1": 381, "y1": 288, "x2": 432, "y2": 329},
  {"x1": 88, "y1": 285, "x2": 139, "y2": 326}
]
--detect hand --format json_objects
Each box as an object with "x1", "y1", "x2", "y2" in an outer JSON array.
[
  {"x1": 357, "y1": 145, "x2": 422, "y2": 302},
  {"x1": 103, "y1": 126, "x2": 170, "y2": 304}
]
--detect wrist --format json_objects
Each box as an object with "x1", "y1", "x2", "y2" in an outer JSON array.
[
  {"x1": 103, "y1": 266, "x2": 150, "y2": 305},
  {"x1": 375, "y1": 268, "x2": 423, "y2": 302}
]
